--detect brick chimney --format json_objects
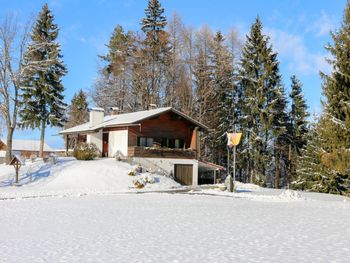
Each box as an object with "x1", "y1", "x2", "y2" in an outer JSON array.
[{"x1": 89, "y1": 108, "x2": 104, "y2": 127}]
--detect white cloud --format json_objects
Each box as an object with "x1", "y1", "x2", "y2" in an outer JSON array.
[
  {"x1": 306, "y1": 10, "x2": 336, "y2": 37},
  {"x1": 264, "y1": 28, "x2": 330, "y2": 76}
]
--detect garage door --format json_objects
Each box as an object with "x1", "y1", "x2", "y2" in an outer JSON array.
[{"x1": 174, "y1": 164, "x2": 193, "y2": 185}]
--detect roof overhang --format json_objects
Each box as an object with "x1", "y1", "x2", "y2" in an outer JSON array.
[
  {"x1": 59, "y1": 107, "x2": 209, "y2": 135},
  {"x1": 198, "y1": 160, "x2": 225, "y2": 171}
]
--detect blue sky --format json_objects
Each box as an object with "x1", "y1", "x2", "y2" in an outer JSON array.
[{"x1": 0, "y1": 0, "x2": 347, "y2": 148}]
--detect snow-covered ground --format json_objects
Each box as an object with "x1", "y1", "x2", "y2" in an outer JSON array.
[
  {"x1": 0, "y1": 157, "x2": 180, "y2": 199},
  {"x1": 1, "y1": 194, "x2": 349, "y2": 263},
  {"x1": 1, "y1": 157, "x2": 350, "y2": 262}
]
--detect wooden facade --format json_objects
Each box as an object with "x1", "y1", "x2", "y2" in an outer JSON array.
[
  {"x1": 128, "y1": 146, "x2": 196, "y2": 159},
  {"x1": 125, "y1": 111, "x2": 199, "y2": 158},
  {"x1": 174, "y1": 164, "x2": 193, "y2": 185},
  {"x1": 64, "y1": 110, "x2": 203, "y2": 159}
]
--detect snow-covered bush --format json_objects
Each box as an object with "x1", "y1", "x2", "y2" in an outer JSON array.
[
  {"x1": 132, "y1": 175, "x2": 156, "y2": 189},
  {"x1": 128, "y1": 170, "x2": 136, "y2": 176},
  {"x1": 73, "y1": 143, "x2": 100, "y2": 160},
  {"x1": 133, "y1": 164, "x2": 142, "y2": 173}
]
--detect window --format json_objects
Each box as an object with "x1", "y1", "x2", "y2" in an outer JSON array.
[
  {"x1": 138, "y1": 137, "x2": 154, "y2": 147},
  {"x1": 160, "y1": 138, "x2": 185, "y2": 149}
]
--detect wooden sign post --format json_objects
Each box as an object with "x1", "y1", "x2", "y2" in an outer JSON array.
[{"x1": 10, "y1": 156, "x2": 22, "y2": 185}]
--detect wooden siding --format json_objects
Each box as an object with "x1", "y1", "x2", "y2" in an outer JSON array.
[
  {"x1": 128, "y1": 146, "x2": 196, "y2": 159},
  {"x1": 128, "y1": 112, "x2": 196, "y2": 149},
  {"x1": 174, "y1": 164, "x2": 193, "y2": 185},
  {"x1": 0, "y1": 140, "x2": 6, "y2": 150}
]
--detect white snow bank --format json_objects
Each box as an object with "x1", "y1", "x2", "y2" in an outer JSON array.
[{"x1": 0, "y1": 157, "x2": 180, "y2": 199}]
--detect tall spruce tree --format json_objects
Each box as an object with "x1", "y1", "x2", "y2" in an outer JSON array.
[
  {"x1": 65, "y1": 89, "x2": 89, "y2": 129},
  {"x1": 237, "y1": 17, "x2": 287, "y2": 186},
  {"x1": 210, "y1": 31, "x2": 234, "y2": 165},
  {"x1": 19, "y1": 4, "x2": 67, "y2": 157},
  {"x1": 141, "y1": 0, "x2": 170, "y2": 107},
  {"x1": 289, "y1": 75, "x2": 309, "y2": 183},
  {"x1": 318, "y1": 0, "x2": 350, "y2": 194},
  {"x1": 93, "y1": 25, "x2": 132, "y2": 112}
]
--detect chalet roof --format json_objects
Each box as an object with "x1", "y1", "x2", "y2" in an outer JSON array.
[
  {"x1": 0, "y1": 138, "x2": 54, "y2": 152},
  {"x1": 60, "y1": 107, "x2": 209, "y2": 134}
]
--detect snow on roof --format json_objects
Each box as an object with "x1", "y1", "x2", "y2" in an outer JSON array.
[
  {"x1": 60, "y1": 107, "x2": 209, "y2": 134},
  {"x1": 0, "y1": 138, "x2": 54, "y2": 152}
]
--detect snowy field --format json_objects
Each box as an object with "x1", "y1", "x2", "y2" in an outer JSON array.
[
  {"x1": 1, "y1": 194, "x2": 350, "y2": 263},
  {"x1": 1, "y1": 158, "x2": 350, "y2": 262}
]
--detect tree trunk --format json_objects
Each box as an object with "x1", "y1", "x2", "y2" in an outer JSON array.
[
  {"x1": 275, "y1": 146, "x2": 280, "y2": 189},
  {"x1": 39, "y1": 120, "x2": 46, "y2": 158},
  {"x1": 5, "y1": 126, "x2": 14, "y2": 164}
]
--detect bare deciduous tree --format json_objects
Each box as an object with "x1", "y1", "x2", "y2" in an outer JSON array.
[{"x1": 0, "y1": 14, "x2": 30, "y2": 163}]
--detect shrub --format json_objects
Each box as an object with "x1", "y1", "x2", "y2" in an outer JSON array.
[{"x1": 73, "y1": 142, "x2": 100, "y2": 160}]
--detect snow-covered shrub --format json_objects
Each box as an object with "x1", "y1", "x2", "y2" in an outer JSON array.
[
  {"x1": 128, "y1": 170, "x2": 136, "y2": 176},
  {"x1": 73, "y1": 143, "x2": 100, "y2": 160},
  {"x1": 133, "y1": 178, "x2": 145, "y2": 188},
  {"x1": 142, "y1": 174, "x2": 155, "y2": 184},
  {"x1": 133, "y1": 164, "x2": 142, "y2": 173},
  {"x1": 132, "y1": 175, "x2": 156, "y2": 189}
]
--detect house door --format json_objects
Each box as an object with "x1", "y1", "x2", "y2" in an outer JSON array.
[
  {"x1": 103, "y1": 133, "x2": 109, "y2": 157},
  {"x1": 174, "y1": 164, "x2": 193, "y2": 185}
]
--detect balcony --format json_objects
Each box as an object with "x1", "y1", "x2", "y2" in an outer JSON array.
[{"x1": 128, "y1": 146, "x2": 196, "y2": 159}]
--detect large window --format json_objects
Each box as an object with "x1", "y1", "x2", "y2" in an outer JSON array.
[
  {"x1": 138, "y1": 137, "x2": 154, "y2": 147},
  {"x1": 162, "y1": 138, "x2": 185, "y2": 149},
  {"x1": 138, "y1": 137, "x2": 185, "y2": 149}
]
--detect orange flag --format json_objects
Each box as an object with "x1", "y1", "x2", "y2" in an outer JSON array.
[{"x1": 227, "y1": 133, "x2": 242, "y2": 147}]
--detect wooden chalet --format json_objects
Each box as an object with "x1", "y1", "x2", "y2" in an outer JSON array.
[{"x1": 60, "y1": 107, "x2": 224, "y2": 185}]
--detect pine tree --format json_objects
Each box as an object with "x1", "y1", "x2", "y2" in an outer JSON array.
[
  {"x1": 65, "y1": 89, "x2": 89, "y2": 129},
  {"x1": 318, "y1": 0, "x2": 350, "y2": 193},
  {"x1": 289, "y1": 75, "x2": 309, "y2": 183},
  {"x1": 237, "y1": 17, "x2": 287, "y2": 186},
  {"x1": 271, "y1": 84, "x2": 290, "y2": 188},
  {"x1": 210, "y1": 31, "x2": 234, "y2": 165},
  {"x1": 292, "y1": 122, "x2": 327, "y2": 191},
  {"x1": 292, "y1": 120, "x2": 348, "y2": 195},
  {"x1": 141, "y1": 0, "x2": 170, "y2": 107},
  {"x1": 94, "y1": 25, "x2": 132, "y2": 112},
  {"x1": 19, "y1": 4, "x2": 67, "y2": 157}
]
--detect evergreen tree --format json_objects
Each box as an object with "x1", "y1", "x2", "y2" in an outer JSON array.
[
  {"x1": 289, "y1": 75, "x2": 309, "y2": 183},
  {"x1": 271, "y1": 84, "x2": 290, "y2": 188},
  {"x1": 65, "y1": 89, "x2": 89, "y2": 129},
  {"x1": 292, "y1": 122, "x2": 327, "y2": 191},
  {"x1": 237, "y1": 17, "x2": 287, "y2": 186},
  {"x1": 317, "y1": 0, "x2": 350, "y2": 194},
  {"x1": 292, "y1": 120, "x2": 348, "y2": 195},
  {"x1": 141, "y1": 0, "x2": 170, "y2": 107},
  {"x1": 94, "y1": 25, "x2": 132, "y2": 112},
  {"x1": 210, "y1": 31, "x2": 234, "y2": 165},
  {"x1": 19, "y1": 4, "x2": 67, "y2": 157}
]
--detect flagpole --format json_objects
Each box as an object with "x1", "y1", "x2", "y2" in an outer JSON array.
[
  {"x1": 233, "y1": 124, "x2": 236, "y2": 182},
  {"x1": 233, "y1": 144, "x2": 236, "y2": 182},
  {"x1": 227, "y1": 146, "x2": 230, "y2": 179}
]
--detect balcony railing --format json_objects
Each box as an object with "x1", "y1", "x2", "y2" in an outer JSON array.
[{"x1": 128, "y1": 146, "x2": 196, "y2": 159}]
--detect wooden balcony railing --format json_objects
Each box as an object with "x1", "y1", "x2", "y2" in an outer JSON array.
[{"x1": 128, "y1": 146, "x2": 196, "y2": 159}]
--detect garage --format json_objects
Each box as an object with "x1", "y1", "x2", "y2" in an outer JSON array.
[{"x1": 174, "y1": 164, "x2": 193, "y2": 185}]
